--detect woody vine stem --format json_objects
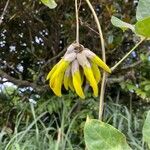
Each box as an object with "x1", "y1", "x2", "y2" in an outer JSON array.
[{"x1": 85, "y1": 0, "x2": 107, "y2": 120}]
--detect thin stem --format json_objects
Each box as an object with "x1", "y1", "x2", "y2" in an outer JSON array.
[
  {"x1": 111, "y1": 38, "x2": 145, "y2": 71},
  {"x1": 55, "y1": 128, "x2": 61, "y2": 150},
  {"x1": 75, "y1": 0, "x2": 79, "y2": 44},
  {"x1": 0, "y1": 0, "x2": 10, "y2": 25},
  {"x1": 85, "y1": 0, "x2": 105, "y2": 60},
  {"x1": 99, "y1": 72, "x2": 107, "y2": 120},
  {"x1": 85, "y1": 0, "x2": 106, "y2": 120}
]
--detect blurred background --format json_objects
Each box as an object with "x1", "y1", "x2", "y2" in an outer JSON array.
[{"x1": 0, "y1": 0, "x2": 150, "y2": 149}]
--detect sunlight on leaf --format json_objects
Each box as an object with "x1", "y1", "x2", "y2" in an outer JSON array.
[
  {"x1": 143, "y1": 110, "x2": 150, "y2": 148},
  {"x1": 84, "y1": 118, "x2": 132, "y2": 150},
  {"x1": 41, "y1": 0, "x2": 57, "y2": 9},
  {"x1": 135, "y1": 17, "x2": 150, "y2": 38},
  {"x1": 111, "y1": 16, "x2": 135, "y2": 32},
  {"x1": 136, "y1": 0, "x2": 150, "y2": 21}
]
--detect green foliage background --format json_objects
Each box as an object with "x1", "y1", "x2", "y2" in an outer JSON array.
[{"x1": 0, "y1": 0, "x2": 150, "y2": 149}]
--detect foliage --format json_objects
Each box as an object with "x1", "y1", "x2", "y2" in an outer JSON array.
[
  {"x1": 111, "y1": 0, "x2": 150, "y2": 38},
  {"x1": 41, "y1": 0, "x2": 57, "y2": 9},
  {"x1": 135, "y1": 17, "x2": 150, "y2": 38},
  {"x1": 85, "y1": 0, "x2": 150, "y2": 148},
  {"x1": 84, "y1": 118, "x2": 131, "y2": 150},
  {"x1": 0, "y1": 94, "x2": 149, "y2": 150},
  {"x1": 143, "y1": 110, "x2": 150, "y2": 148},
  {"x1": 136, "y1": 0, "x2": 150, "y2": 20},
  {"x1": 111, "y1": 16, "x2": 134, "y2": 32},
  {"x1": 0, "y1": 0, "x2": 150, "y2": 149},
  {"x1": 120, "y1": 53, "x2": 150, "y2": 101}
]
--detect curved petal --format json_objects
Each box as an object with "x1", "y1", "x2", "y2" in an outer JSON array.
[
  {"x1": 83, "y1": 49, "x2": 111, "y2": 73},
  {"x1": 77, "y1": 53, "x2": 98, "y2": 97},
  {"x1": 65, "y1": 43, "x2": 76, "y2": 54},
  {"x1": 80, "y1": 69, "x2": 84, "y2": 85},
  {"x1": 64, "y1": 66, "x2": 71, "y2": 90},
  {"x1": 83, "y1": 66, "x2": 98, "y2": 97},
  {"x1": 63, "y1": 52, "x2": 77, "y2": 62},
  {"x1": 50, "y1": 53, "x2": 76, "y2": 87},
  {"x1": 50, "y1": 60, "x2": 70, "y2": 88},
  {"x1": 91, "y1": 61, "x2": 101, "y2": 83},
  {"x1": 68, "y1": 76, "x2": 74, "y2": 92},
  {"x1": 72, "y1": 60, "x2": 85, "y2": 99},
  {"x1": 50, "y1": 73, "x2": 64, "y2": 97},
  {"x1": 46, "y1": 60, "x2": 62, "y2": 80}
]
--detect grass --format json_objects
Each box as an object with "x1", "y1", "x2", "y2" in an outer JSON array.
[{"x1": 0, "y1": 93, "x2": 149, "y2": 150}]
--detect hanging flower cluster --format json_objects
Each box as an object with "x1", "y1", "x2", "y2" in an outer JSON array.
[{"x1": 46, "y1": 43, "x2": 111, "y2": 99}]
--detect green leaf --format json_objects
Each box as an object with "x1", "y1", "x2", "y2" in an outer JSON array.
[
  {"x1": 143, "y1": 110, "x2": 150, "y2": 148},
  {"x1": 136, "y1": 0, "x2": 150, "y2": 21},
  {"x1": 135, "y1": 17, "x2": 150, "y2": 38},
  {"x1": 84, "y1": 117, "x2": 132, "y2": 150},
  {"x1": 41, "y1": 0, "x2": 57, "y2": 9},
  {"x1": 111, "y1": 16, "x2": 135, "y2": 32},
  {"x1": 145, "y1": 85, "x2": 150, "y2": 91}
]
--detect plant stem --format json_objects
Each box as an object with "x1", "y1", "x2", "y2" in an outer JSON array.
[
  {"x1": 85, "y1": 0, "x2": 106, "y2": 120},
  {"x1": 55, "y1": 128, "x2": 61, "y2": 150},
  {"x1": 0, "y1": 0, "x2": 10, "y2": 25},
  {"x1": 75, "y1": 0, "x2": 79, "y2": 44},
  {"x1": 111, "y1": 38, "x2": 145, "y2": 71},
  {"x1": 85, "y1": 0, "x2": 105, "y2": 60}
]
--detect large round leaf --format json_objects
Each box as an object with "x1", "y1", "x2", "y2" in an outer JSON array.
[
  {"x1": 136, "y1": 0, "x2": 150, "y2": 21},
  {"x1": 84, "y1": 118, "x2": 132, "y2": 150},
  {"x1": 135, "y1": 17, "x2": 150, "y2": 38}
]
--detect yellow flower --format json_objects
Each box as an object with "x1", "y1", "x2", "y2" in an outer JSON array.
[{"x1": 46, "y1": 43, "x2": 111, "y2": 99}]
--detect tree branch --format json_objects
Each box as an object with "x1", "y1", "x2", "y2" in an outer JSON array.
[
  {"x1": 0, "y1": 69, "x2": 46, "y2": 92},
  {"x1": 0, "y1": 69, "x2": 125, "y2": 94}
]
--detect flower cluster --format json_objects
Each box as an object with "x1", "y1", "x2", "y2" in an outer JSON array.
[{"x1": 46, "y1": 43, "x2": 111, "y2": 99}]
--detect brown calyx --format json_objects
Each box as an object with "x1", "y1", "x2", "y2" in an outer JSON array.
[{"x1": 74, "y1": 43, "x2": 84, "y2": 53}]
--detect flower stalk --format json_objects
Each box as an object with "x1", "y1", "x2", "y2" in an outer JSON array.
[
  {"x1": 85, "y1": 0, "x2": 107, "y2": 120},
  {"x1": 111, "y1": 38, "x2": 146, "y2": 71},
  {"x1": 75, "y1": 0, "x2": 79, "y2": 44}
]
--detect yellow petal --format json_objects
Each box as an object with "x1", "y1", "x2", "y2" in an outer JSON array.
[
  {"x1": 91, "y1": 56, "x2": 111, "y2": 73},
  {"x1": 72, "y1": 71, "x2": 85, "y2": 99},
  {"x1": 83, "y1": 49, "x2": 111, "y2": 73},
  {"x1": 64, "y1": 66, "x2": 71, "y2": 90},
  {"x1": 64, "y1": 76, "x2": 69, "y2": 90},
  {"x1": 83, "y1": 66, "x2": 98, "y2": 97},
  {"x1": 50, "y1": 60, "x2": 70, "y2": 88},
  {"x1": 68, "y1": 76, "x2": 74, "y2": 92},
  {"x1": 80, "y1": 69, "x2": 84, "y2": 85},
  {"x1": 50, "y1": 73, "x2": 64, "y2": 97},
  {"x1": 72, "y1": 60, "x2": 85, "y2": 99},
  {"x1": 91, "y1": 62, "x2": 101, "y2": 83},
  {"x1": 46, "y1": 60, "x2": 62, "y2": 80},
  {"x1": 77, "y1": 52, "x2": 98, "y2": 97}
]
